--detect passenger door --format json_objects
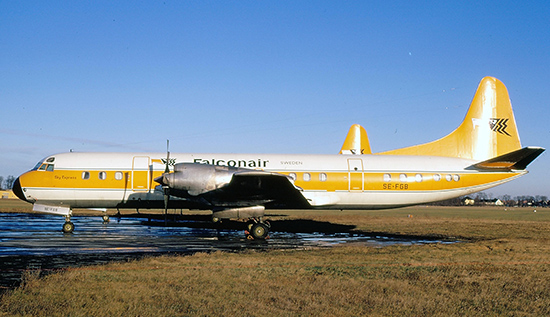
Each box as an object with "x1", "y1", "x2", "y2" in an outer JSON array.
[
  {"x1": 347, "y1": 158, "x2": 364, "y2": 191},
  {"x1": 132, "y1": 156, "x2": 150, "y2": 192}
]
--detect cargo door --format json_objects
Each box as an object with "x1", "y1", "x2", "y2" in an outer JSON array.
[
  {"x1": 347, "y1": 158, "x2": 364, "y2": 191},
  {"x1": 132, "y1": 156, "x2": 150, "y2": 191}
]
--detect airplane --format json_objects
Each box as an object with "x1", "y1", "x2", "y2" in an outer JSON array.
[{"x1": 12, "y1": 77, "x2": 544, "y2": 239}]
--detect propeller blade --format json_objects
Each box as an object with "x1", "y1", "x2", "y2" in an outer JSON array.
[
  {"x1": 165, "y1": 139, "x2": 170, "y2": 174},
  {"x1": 163, "y1": 139, "x2": 170, "y2": 226},
  {"x1": 163, "y1": 186, "x2": 169, "y2": 225}
]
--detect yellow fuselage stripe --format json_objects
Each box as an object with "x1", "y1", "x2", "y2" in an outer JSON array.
[{"x1": 19, "y1": 169, "x2": 520, "y2": 193}]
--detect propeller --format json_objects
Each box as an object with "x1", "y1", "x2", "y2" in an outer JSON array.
[{"x1": 163, "y1": 140, "x2": 170, "y2": 226}]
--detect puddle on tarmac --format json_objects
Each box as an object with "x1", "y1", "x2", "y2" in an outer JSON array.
[{"x1": 0, "y1": 213, "x2": 457, "y2": 289}]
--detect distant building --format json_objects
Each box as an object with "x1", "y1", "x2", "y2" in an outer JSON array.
[
  {"x1": 479, "y1": 198, "x2": 504, "y2": 206},
  {"x1": 462, "y1": 197, "x2": 475, "y2": 206}
]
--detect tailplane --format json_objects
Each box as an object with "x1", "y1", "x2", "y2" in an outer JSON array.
[
  {"x1": 378, "y1": 77, "x2": 522, "y2": 161},
  {"x1": 340, "y1": 124, "x2": 372, "y2": 155},
  {"x1": 471, "y1": 147, "x2": 544, "y2": 171}
]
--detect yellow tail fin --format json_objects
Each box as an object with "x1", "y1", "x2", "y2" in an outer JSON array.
[
  {"x1": 339, "y1": 124, "x2": 372, "y2": 155},
  {"x1": 378, "y1": 77, "x2": 521, "y2": 160}
]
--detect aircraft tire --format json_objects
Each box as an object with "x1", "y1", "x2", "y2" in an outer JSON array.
[
  {"x1": 250, "y1": 223, "x2": 269, "y2": 240},
  {"x1": 62, "y1": 221, "x2": 75, "y2": 233}
]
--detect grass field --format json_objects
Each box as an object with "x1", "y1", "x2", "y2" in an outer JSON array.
[{"x1": 1, "y1": 200, "x2": 550, "y2": 316}]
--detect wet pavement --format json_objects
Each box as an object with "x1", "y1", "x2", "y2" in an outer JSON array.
[{"x1": 0, "y1": 212, "x2": 454, "y2": 290}]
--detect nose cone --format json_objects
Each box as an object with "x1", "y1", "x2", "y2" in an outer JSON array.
[{"x1": 12, "y1": 177, "x2": 27, "y2": 202}]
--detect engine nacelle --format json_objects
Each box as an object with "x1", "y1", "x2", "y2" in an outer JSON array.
[
  {"x1": 212, "y1": 206, "x2": 265, "y2": 221},
  {"x1": 159, "y1": 163, "x2": 240, "y2": 196}
]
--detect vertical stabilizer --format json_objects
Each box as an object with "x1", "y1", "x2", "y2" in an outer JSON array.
[
  {"x1": 378, "y1": 77, "x2": 522, "y2": 160},
  {"x1": 340, "y1": 124, "x2": 372, "y2": 155}
]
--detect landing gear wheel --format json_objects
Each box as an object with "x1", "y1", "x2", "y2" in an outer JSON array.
[
  {"x1": 62, "y1": 221, "x2": 74, "y2": 233},
  {"x1": 250, "y1": 222, "x2": 269, "y2": 240},
  {"x1": 102, "y1": 214, "x2": 110, "y2": 222}
]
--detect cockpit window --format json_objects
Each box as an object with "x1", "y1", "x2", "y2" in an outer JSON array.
[
  {"x1": 38, "y1": 163, "x2": 54, "y2": 171},
  {"x1": 32, "y1": 157, "x2": 55, "y2": 171},
  {"x1": 33, "y1": 161, "x2": 44, "y2": 170}
]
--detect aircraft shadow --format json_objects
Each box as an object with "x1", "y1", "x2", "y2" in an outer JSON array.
[
  {"x1": 124, "y1": 213, "x2": 354, "y2": 233},
  {"x1": 120, "y1": 213, "x2": 446, "y2": 241}
]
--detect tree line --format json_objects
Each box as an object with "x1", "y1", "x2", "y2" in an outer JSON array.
[
  {"x1": 430, "y1": 192, "x2": 549, "y2": 207},
  {"x1": 0, "y1": 176, "x2": 16, "y2": 190}
]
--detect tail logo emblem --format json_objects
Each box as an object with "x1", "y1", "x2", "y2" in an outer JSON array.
[
  {"x1": 472, "y1": 118, "x2": 511, "y2": 136},
  {"x1": 161, "y1": 158, "x2": 177, "y2": 166},
  {"x1": 489, "y1": 118, "x2": 511, "y2": 136}
]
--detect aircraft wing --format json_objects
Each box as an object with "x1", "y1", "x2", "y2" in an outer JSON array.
[
  {"x1": 156, "y1": 163, "x2": 311, "y2": 209},
  {"x1": 206, "y1": 171, "x2": 311, "y2": 208}
]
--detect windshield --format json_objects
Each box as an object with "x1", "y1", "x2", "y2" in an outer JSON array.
[
  {"x1": 32, "y1": 160, "x2": 45, "y2": 171},
  {"x1": 32, "y1": 156, "x2": 55, "y2": 171}
]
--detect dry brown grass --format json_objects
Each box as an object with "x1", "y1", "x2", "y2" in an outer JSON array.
[
  {"x1": 2, "y1": 244, "x2": 550, "y2": 316},
  {"x1": 2, "y1": 202, "x2": 550, "y2": 316}
]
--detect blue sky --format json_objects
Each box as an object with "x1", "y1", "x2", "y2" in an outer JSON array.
[{"x1": 1, "y1": 1, "x2": 549, "y2": 197}]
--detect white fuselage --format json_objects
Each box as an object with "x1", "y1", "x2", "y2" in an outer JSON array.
[{"x1": 15, "y1": 152, "x2": 525, "y2": 210}]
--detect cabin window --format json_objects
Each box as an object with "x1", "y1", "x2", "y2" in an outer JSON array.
[
  {"x1": 453, "y1": 174, "x2": 460, "y2": 182},
  {"x1": 319, "y1": 173, "x2": 327, "y2": 182},
  {"x1": 383, "y1": 174, "x2": 391, "y2": 182},
  {"x1": 303, "y1": 173, "x2": 311, "y2": 181},
  {"x1": 433, "y1": 174, "x2": 441, "y2": 181},
  {"x1": 399, "y1": 174, "x2": 407, "y2": 182},
  {"x1": 446, "y1": 174, "x2": 453, "y2": 182},
  {"x1": 115, "y1": 172, "x2": 123, "y2": 180},
  {"x1": 288, "y1": 173, "x2": 297, "y2": 181},
  {"x1": 415, "y1": 174, "x2": 423, "y2": 182},
  {"x1": 99, "y1": 171, "x2": 107, "y2": 180},
  {"x1": 82, "y1": 171, "x2": 90, "y2": 180}
]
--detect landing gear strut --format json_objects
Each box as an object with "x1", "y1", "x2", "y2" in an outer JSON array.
[{"x1": 246, "y1": 218, "x2": 271, "y2": 240}]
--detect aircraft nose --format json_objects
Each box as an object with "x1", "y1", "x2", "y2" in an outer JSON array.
[{"x1": 12, "y1": 177, "x2": 27, "y2": 202}]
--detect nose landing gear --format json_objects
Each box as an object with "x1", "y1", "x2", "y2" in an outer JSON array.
[{"x1": 62, "y1": 215, "x2": 74, "y2": 233}]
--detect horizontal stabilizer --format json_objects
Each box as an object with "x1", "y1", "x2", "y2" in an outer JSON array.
[{"x1": 471, "y1": 147, "x2": 545, "y2": 170}]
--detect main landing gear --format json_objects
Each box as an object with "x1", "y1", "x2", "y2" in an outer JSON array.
[{"x1": 245, "y1": 218, "x2": 271, "y2": 240}]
